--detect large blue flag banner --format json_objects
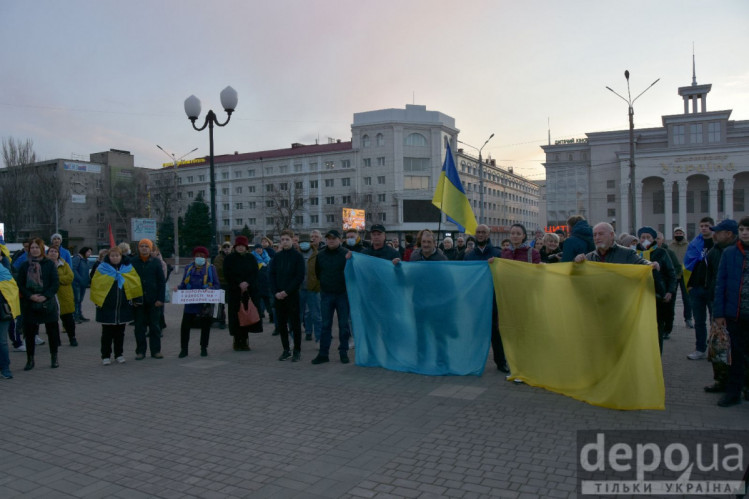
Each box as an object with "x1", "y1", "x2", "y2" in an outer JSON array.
[
  {"x1": 432, "y1": 142, "x2": 478, "y2": 235},
  {"x1": 345, "y1": 253, "x2": 492, "y2": 375}
]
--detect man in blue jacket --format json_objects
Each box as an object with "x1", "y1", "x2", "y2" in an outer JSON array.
[{"x1": 561, "y1": 215, "x2": 594, "y2": 262}]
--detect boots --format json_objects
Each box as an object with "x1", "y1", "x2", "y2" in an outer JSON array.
[
  {"x1": 51, "y1": 353, "x2": 59, "y2": 368},
  {"x1": 24, "y1": 353, "x2": 35, "y2": 371}
]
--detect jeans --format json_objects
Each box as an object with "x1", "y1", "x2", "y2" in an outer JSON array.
[
  {"x1": 300, "y1": 289, "x2": 321, "y2": 340},
  {"x1": 677, "y1": 277, "x2": 692, "y2": 321},
  {"x1": 319, "y1": 291, "x2": 350, "y2": 357},
  {"x1": 0, "y1": 320, "x2": 11, "y2": 375},
  {"x1": 72, "y1": 283, "x2": 86, "y2": 319},
  {"x1": 133, "y1": 304, "x2": 162, "y2": 355},
  {"x1": 276, "y1": 292, "x2": 301, "y2": 352},
  {"x1": 689, "y1": 286, "x2": 711, "y2": 352}
]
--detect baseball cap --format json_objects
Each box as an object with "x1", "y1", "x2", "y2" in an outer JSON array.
[
  {"x1": 709, "y1": 219, "x2": 738, "y2": 234},
  {"x1": 370, "y1": 224, "x2": 386, "y2": 233},
  {"x1": 325, "y1": 229, "x2": 341, "y2": 239}
]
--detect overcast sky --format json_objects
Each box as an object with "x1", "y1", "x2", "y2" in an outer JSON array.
[{"x1": 2, "y1": 0, "x2": 748, "y2": 180}]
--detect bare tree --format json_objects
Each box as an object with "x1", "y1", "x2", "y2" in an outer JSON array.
[
  {"x1": 268, "y1": 182, "x2": 306, "y2": 236},
  {"x1": 110, "y1": 169, "x2": 149, "y2": 227},
  {"x1": 148, "y1": 170, "x2": 181, "y2": 222},
  {"x1": 31, "y1": 163, "x2": 68, "y2": 233},
  {"x1": 0, "y1": 137, "x2": 36, "y2": 240}
]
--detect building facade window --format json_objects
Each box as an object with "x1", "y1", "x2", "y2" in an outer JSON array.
[
  {"x1": 673, "y1": 125, "x2": 685, "y2": 145},
  {"x1": 404, "y1": 177, "x2": 429, "y2": 189},
  {"x1": 404, "y1": 133, "x2": 427, "y2": 146},
  {"x1": 248, "y1": 186, "x2": 255, "y2": 193},
  {"x1": 310, "y1": 197, "x2": 318, "y2": 206},
  {"x1": 376, "y1": 133, "x2": 384, "y2": 146},
  {"x1": 708, "y1": 122, "x2": 721, "y2": 143},
  {"x1": 363, "y1": 158, "x2": 371, "y2": 167},
  {"x1": 376, "y1": 157, "x2": 385, "y2": 166},
  {"x1": 280, "y1": 182, "x2": 288, "y2": 191},
  {"x1": 266, "y1": 200, "x2": 274, "y2": 208},
  {"x1": 326, "y1": 214, "x2": 335, "y2": 223},
  {"x1": 342, "y1": 195, "x2": 352, "y2": 204},
  {"x1": 309, "y1": 162, "x2": 318, "y2": 171},
  {"x1": 295, "y1": 215, "x2": 304, "y2": 225},
  {"x1": 690, "y1": 124, "x2": 703, "y2": 144},
  {"x1": 325, "y1": 179, "x2": 334, "y2": 187},
  {"x1": 404, "y1": 157, "x2": 429, "y2": 172},
  {"x1": 341, "y1": 178, "x2": 351, "y2": 187},
  {"x1": 295, "y1": 181, "x2": 303, "y2": 190},
  {"x1": 248, "y1": 169, "x2": 255, "y2": 177},
  {"x1": 266, "y1": 184, "x2": 274, "y2": 192},
  {"x1": 378, "y1": 193, "x2": 386, "y2": 202},
  {"x1": 364, "y1": 177, "x2": 372, "y2": 185},
  {"x1": 362, "y1": 135, "x2": 370, "y2": 147},
  {"x1": 341, "y1": 160, "x2": 351, "y2": 168},
  {"x1": 607, "y1": 194, "x2": 616, "y2": 203},
  {"x1": 310, "y1": 215, "x2": 319, "y2": 224},
  {"x1": 377, "y1": 176, "x2": 386, "y2": 185},
  {"x1": 607, "y1": 180, "x2": 616, "y2": 189},
  {"x1": 326, "y1": 196, "x2": 335, "y2": 205},
  {"x1": 235, "y1": 186, "x2": 242, "y2": 194},
  {"x1": 266, "y1": 217, "x2": 274, "y2": 226},
  {"x1": 235, "y1": 202, "x2": 243, "y2": 209},
  {"x1": 294, "y1": 164, "x2": 302, "y2": 173},
  {"x1": 325, "y1": 161, "x2": 335, "y2": 170},
  {"x1": 198, "y1": 175, "x2": 206, "y2": 182}
]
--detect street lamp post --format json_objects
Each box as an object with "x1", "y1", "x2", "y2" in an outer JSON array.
[
  {"x1": 184, "y1": 86, "x2": 238, "y2": 254},
  {"x1": 157, "y1": 145, "x2": 198, "y2": 270},
  {"x1": 458, "y1": 133, "x2": 494, "y2": 225},
  {"x1": 606, "y1": 71, "x2": 659, "y2": 234}
]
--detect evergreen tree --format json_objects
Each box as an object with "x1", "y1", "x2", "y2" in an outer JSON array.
[
  {"x1": 157, "y1": 216, "x2": 175, "y2": 258},
  {"x1": 181, "y1": 194, "x2": 212, "y2": 252},
  {"x1": 240, "y1": 224, "x2": 253, "y2": 242}
]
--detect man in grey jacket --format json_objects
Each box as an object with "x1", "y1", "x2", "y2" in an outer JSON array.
[{"x1": 575, "y1": 223, "x2": 654, "y2": 267}]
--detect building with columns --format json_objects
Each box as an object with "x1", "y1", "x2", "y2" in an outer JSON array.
[{"x1": 542, "y1": 73, "x2": 748, "y2": 238}]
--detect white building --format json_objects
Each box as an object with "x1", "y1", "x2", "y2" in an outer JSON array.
[
  {"x1": 149, "y1": 104, "x2": 541, "y2": 245},
  {"x1": 542, "y1": 73, "x2": 749, "y2": 238}
]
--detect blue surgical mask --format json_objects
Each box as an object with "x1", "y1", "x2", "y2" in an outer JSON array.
[
  {"x1": 347, "y1": 237, "x2": 357, "y2": 246},
  {"x1": 299, "y1": 242, "x2": 310, "y2": 251},
  {"x1": 195, "y1": 257, "x2": 206, "y2": 266}
]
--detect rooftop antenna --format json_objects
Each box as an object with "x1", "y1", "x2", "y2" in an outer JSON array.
[
  {"x1": 547, "y1": 117, "x2": 551, "y2": 146},
  {"x1": 691, "y1": 42, "x2": 697, "y2": 86}
]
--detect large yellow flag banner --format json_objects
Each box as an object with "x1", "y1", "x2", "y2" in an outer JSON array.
[{"x1": 490, "y1": 260, "x2": 665, "y2": 410}]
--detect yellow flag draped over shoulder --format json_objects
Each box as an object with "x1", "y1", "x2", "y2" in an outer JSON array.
[
  {"x1": 490, "y1": 259, "x2": 665, "y2": 410},
  {"x1": 432, "y1": 142, "x2": 478, "y2": 235},
  {"x1": 90, "y1": 262, "x2": 143, "y2": 307},
  {"x1": 0, "y1": 270, "x2": 21, "y2": 318}
]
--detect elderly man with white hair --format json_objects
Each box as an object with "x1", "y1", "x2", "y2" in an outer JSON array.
[{"x1": 575, "y1": 223, "x2": 653, "y2": 266}]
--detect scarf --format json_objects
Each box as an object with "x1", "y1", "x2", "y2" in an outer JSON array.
[
  {"x1": 252, "y1": 250, "x2": 271, "y2": 267},
  {"x1": 26, "y1": 256, "x2": 45, "y2": 292},
  {"x1": 90, "y1": 262, "x2": 144, "y2": 307},
  {"x1": 0, "y1": 264, "x2": 21, "y2": 318}
]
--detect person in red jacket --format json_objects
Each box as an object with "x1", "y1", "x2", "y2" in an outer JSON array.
[{"x1": 501, "y1": 224, "x2": 541, "y2": 264}]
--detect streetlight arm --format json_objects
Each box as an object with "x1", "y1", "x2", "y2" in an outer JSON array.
[
  {"x1": 457, "y1": 140, "x2": 478, "y2": 153},
  {"x1": 606, "y1": 86, "x2": 629, "y2": 104},
  {"x1": 632, "y1": 78, "x2": 661, "y2": 104},
  {"x1": 176, "y1": 147, "x2": 199, "y2": 161}
]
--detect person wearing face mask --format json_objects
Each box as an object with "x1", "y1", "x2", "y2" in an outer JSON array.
[
  {"x1": 176, "y1": 247, "x2": 219, "y2": 358},
  {"x1": 636, "y1": 226, "x2": 677, "y2": 354},
  {"x1": 669, "y1": 227, "x2": 693, "y2": 329},
  {"x1": 343, "y1": 229, "x2": 366, "y2": 253},
  {"x1": 298, "y1": 233, "x2": 321, "y2": 342}
]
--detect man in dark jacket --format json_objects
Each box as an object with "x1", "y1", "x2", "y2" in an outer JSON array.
[
  {"x1": 637, "y1": 226, "x2": 677, "y2": 354},
  {"x1": 464, "y1": 224, "x2": 506, "y2": 372},
  {"x1": 577, "y1": 223, "x2": 652, "y2": 265},
  {"x1": 561, "y1": 215, "x2": 594, "y2": 262},
  {"x1": 657, "y1": 232, "x2": 681, "y2": 339},
  {"x1": 131, "y1": 239, "x2": 166, "y2": 359},
  {"x1": 362, "y1": 224, "x2": 400, "y2": 262},
  {"x1": 312, "y1": 230, "x2": 351, "y2": 365},
  {"x1": 269, "y1": 229, "x2": 306, "y2": 362},
  {"x1": 685, "y1": 217, "x2": 715, "y2": 360},
  {"x1": 213, "y1": 242, "x2": 232, "y2": 329},
  {"x1": 702, "y1": 219, "x2": 738, "y2": 394},
  {"x1": 71, "y1": 247, "x2": 92, "y2": 323}
]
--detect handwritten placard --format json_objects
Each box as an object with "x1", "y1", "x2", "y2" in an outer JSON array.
[{"x1": 171, "y1": 289, "x2": 225, "y2": 304}]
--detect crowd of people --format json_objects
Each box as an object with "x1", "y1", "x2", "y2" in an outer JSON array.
[{"x1": 1, "y1": 217, "x2": 747, "y2": 409}]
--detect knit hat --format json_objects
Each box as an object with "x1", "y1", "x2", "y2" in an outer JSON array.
[
  {"x1": 192, "y1": 246, "x2": 209, "y2": 257},
  {"x1": 636, "y1": 226, "x2": 657, "y2": 239},
  {"x1": 234, "y1": 236, "x2": 250, "y2": 248},
  {"x1": 139, "y1": 238, "x2": 154, "y2": 250}
]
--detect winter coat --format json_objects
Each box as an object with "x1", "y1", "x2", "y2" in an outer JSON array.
[
  {"x1": 213, "y1": 251, "x2": 228, "y2": 287},
  {"x1": 72, "y1": 254, "x2": 91, "y2": 288},
  {"x1": 17, "y1": 257, "x2": 60, "y2": 324},
  {"x1": 668, "y1": 238, "x2": 689, "y2": 265},
  {"x1": 131, "y1": 256, "x2": 166, "y2": 304},
  {"x1": 315, "y1": 245, "x2": 349, "y2": 294},
  {"x1": 177, "y1": 262, "x2": 220, "y2": 315},
  {"x1": 269, "y1": 248, "x2": 305, "y2": 296},
  {"x1": 442, "y1": 247, "x2": 461, "y2": 261},
  {"x1": 561, "y1": 220, "x2": 595, "y2": 262},
  {"x1": 305, "y1": 247, "x2": 321, "y2": 292},
  {"x1": 463, "y1": 241, "x2": 501, "y2": 261},
  {"x1": 539, "y1": 246, "x2": 562, "y2": 263},
  {"x1": 585, "y1": 244, "x2": 651, "y2": 265},
  {"x1": 55, "y1": 261, "x2": 75, "y2": 315},
  {"x1": 713, "y1": 241, "x2": 747, "y2": 321},
  {"x1": 409, "y1": 248, "x2": 448, "y2": 261},
  {"x1": 362, "y1": 244, "x2": 401, "y2": 261},
  {"x1": 706, "y1": 239, "x2": 736, "y2": 304},
  {"x1": 638, "y1": 245, "x2": 677, "y2": 301},
  {"x1": 223, "y1": 250, "x2": 263, "y2": 332},
  {"x1": 502, "y1": 245, "x2": 541, "y2": 264},
  {"x1": 95, "y1": 256, "x2": 135, "y2": 325}
]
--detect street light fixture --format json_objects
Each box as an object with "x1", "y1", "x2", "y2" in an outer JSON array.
[
  {"x1": 606, "y1": 71, "x2": 659, "y2": 234},
  {"x1": 458, "y1": 133, "x2": 494, "y2": 225},
  {"x1": 156, "y1": 145, "x2": 198, "y2": 269},
  {"x1": 184, "y1": 86, "x2": 238, "y2": 253}
]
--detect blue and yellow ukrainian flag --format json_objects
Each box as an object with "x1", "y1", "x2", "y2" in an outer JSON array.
[
  {"x1": 90, "y1": 262, "x2": 143, "y2": 307},
  {"x1": 432, "y1": 142, "x2": 478, "y2": 235},
  {"x1": 0, "y1": 265, "x2": 21, "y2": 318}
]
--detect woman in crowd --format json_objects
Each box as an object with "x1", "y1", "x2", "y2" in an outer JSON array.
[
  {"x1": 177, "y1": 246, "x2": 220, "y2": 358},
  {"x1": 252, "y1": 243, "x2": 274, "y2": 323},
  {"x1": 17, "y1": 237, "x2": 60, "y2": 370},
  {"x1": 539, "y1": 233, "x2": 562, "y2": 263},
  {"x1": 224, "y1": 236, "x2": 263, "y2": 351},
  {"x1": 501, "y1": 224, "x2": 541, "y2": 263},
  {"x1": 89, "y1": 248, "x2": 108, "y2": 281},
  {"x1": 91, "y1": 246, "x2": 139, "y2": 365},
  {"x1": 151, "y1": 246, "x2": 169, "y2": 330},
  {"x1": 47, "y1": 246, "x2": 78, "y2": 347},
  {"x1": 442, "y1": 237, "x2": 461, "y2": 261}
]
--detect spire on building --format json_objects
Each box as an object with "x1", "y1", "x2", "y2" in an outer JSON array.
[{"x1": 691, "y1": 43, "x2": 697, "y2": 86}]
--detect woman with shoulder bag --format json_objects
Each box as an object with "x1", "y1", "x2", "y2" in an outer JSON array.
[
  {"x1": 16, "y1": 238, "x2": 61, "y2": 370},
  {"x1": 177, "y1": 247, "x2": 220, "y2": 358},
  {"x1": 224, "y1": 236, "x2": 263, "y2": 351}
]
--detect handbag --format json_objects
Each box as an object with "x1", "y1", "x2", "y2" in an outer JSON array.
[
  {"x1": 238, "y1": 294, "x2": 260, "y2": 327},
  {"x1": 0, "y1": 293, "x2": 12, "y2": 322},
  {"x1": 707, "y1": 321, "x2": 731, "y2": 365}
]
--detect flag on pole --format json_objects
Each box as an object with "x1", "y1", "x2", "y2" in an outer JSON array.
[
  {"x1": 108, "y1": 223, "x2": 116, "y2": 248},
  {"x1": 432, "y1": 142, "x2": 478, "y2": 235}
]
